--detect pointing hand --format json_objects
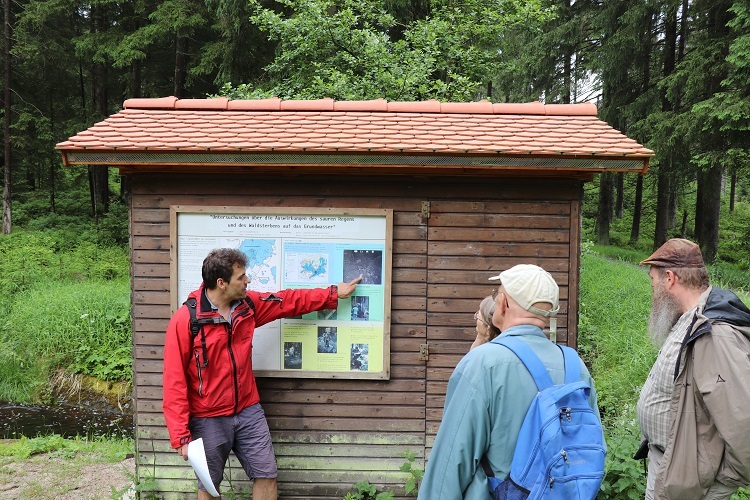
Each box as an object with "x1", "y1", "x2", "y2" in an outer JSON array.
[{"x1": 337, "y1": 275, "x2": 363, "y2": 299}]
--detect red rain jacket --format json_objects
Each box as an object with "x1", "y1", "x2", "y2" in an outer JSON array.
[{"x1": 162, "y1": 284, "x2": 338, "y2": 448}]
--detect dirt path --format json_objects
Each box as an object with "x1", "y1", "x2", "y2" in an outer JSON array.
[{"x1": 0, "y1": 453, "x2": 135, "y2": 499}]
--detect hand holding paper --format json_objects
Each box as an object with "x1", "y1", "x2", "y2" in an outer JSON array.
[{"x1": 187, "y1": 438, "x2": 220, "y2": 497}]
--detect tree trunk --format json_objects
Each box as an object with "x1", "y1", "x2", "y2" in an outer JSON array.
[
  {"x1": 694, "y1": 168, "x2": 704, "y2": 239},
  {"x1": 667, "y1": 180, "x2": 678, "y2": 232},
  {"x1": 654, "y1": 2, "x2": 678, "y2": 249},
  {"x1": 596, "y1": 173, "x2": 613, "y2": 245},
  {"x1": 680, "y1": 209, "x2": 688, "y2": 237},
  {"x1": 88, "y1": 5, "x2": 110, "y2": 216},
  {"x1": 654, "y1": 165, "x2": 671, "y2": 249},
  {"x1": 615, "y1": 172, "x2": 624, "y2": 218},
  {"x1": 1, "y1": 0, "x2": 12, "y2": 234},
  {"x1": 88, "y1": 166, "x2": 97, "y2": 218},
  {"x1": 700, "y1": 164, "x2": 722, "y2": 263},
  {"x1": 730, "y1": 171, "x2": 736, "y2": 212},
  {"x1": 629, "y1": 174, "x2": 644, "y2": 245}
]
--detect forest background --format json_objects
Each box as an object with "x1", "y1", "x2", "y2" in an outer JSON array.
[{"x1": 1, "y1": 0, "x2": 750, "y2": 498}]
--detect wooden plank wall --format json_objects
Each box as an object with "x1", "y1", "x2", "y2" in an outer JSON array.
[{"x1": 129, "y1": 172, "x2": 582, "y2": 498}]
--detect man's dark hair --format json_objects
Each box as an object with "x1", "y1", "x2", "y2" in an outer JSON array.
[{"x1": 202, "y1": 248, "x2": 247, "y2": 289}]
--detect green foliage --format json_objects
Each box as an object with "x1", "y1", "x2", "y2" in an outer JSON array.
[
  {"x1": 344, "y1": 449, "x2": 422, "y2": 499},
  {"x1": 399, "y1": 449, "x2": 423, "y2": 496},
  {"x1": 578, "y1": 250, "x2": 655, "y2": 422},
  {"x1": 0, "y1": 278, "x2": 131, "y2": 402},
  {"x1": 598, "y1": 419, "x2": 646, "y2": 500},
  {"x1": 578, "y1": 250, "x2": 655, "y2": 499},
  {"x1": 0, "y1": 434, "x2": 132, "y2": 461},
  {"x1": 344, "y1": 480, "x2": 395, "y2": 500},
  {"x1": 717, "y1": 200, "x2": 750, "y2": 270},
  {"x1": 218, "y1": 0, "x2": 552, "y2": 101}
]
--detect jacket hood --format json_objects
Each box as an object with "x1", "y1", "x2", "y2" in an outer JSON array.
[{"x1": 703, "y1": 287, "x2": 750, "y2": 330}]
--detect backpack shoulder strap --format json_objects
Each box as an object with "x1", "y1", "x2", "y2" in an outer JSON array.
[
  {"x1": 559, "y1": 345, "x2": 582, "y2": 384},
  {"x1": 244, "y1": 295, "x2": 255, "y2": 312},
  {"x1": 495, "y1": 337, "x2": 554, "y2": 391},
  {"x1": 183, "y1": 297, "x2": 201, "y2": 338}
]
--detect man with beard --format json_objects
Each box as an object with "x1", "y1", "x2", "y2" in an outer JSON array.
[{"x1": 636, "y1": 238, "x2": 750, "y2": 499}]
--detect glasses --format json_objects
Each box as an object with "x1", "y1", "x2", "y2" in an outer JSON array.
[{"x1": 473, "y1": 311, "x2": 489, "y2": 326}]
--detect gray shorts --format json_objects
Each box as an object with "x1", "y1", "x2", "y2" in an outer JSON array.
[{"x1": 189, "y1": 403, "x2": 277, "y2": 493}]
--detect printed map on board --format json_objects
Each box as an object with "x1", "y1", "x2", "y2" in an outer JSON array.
[{"x1": 238, "y1": 239, "x2": 279, "y2": 291}]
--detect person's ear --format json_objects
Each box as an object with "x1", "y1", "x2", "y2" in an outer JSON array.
[{"x1": 664, "y1": 270, "x2": 677, "y2": 287}]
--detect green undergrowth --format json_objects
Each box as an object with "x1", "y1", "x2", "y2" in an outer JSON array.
[
  {"x1": 0, "y1": 278, "x2": 131, "y2": 402},
  {"x1": 0, "y1": 227, "x2": 131, "y2": 403},
  {"x1": 579, "y1": 249, "x2": 653, "y2": 498},
  {"x1": 0, "y1": 434, "x2": 133, "y2": 461}
]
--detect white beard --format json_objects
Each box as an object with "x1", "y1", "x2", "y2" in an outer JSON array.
[{"x1": 648, "y1": 285, "x2": 683, "y2": 349}]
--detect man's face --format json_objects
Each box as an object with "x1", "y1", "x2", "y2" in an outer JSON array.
[
  {"x1": 224, "y1": 263, "x2": 250, "y2": 301},
  {"x1": 647, "y1": 267, "x2": 682, "y2": 348}
]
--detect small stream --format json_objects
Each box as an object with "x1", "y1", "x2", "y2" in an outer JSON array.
[{"x1": 0, "y1": 402, "x2": 133, "y2": 439}]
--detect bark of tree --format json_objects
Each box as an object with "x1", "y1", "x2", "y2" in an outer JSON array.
[
  {"x1": 615, "y1": 172, "x2": 624, "y2": 218},
  {"x1": 654, "y1": 163, "x2": 671, "y2": 249},
  {"x1": 49, "y1": 102, "x2": 55, "y2": 212},
  {"x1": 629, "y1": 174, "x2": 644, "y2": 245},
  {"x1": 561, "y1": 0, "x2": 571, "y2": 104},
  {"x1": 596, "y1": 173, "x2": 613, "y2": 245},
  {"x1": 88, "y1": 4, "x2": 110, "y2": 217},
  {"x1": 696, "y1": 1, "x2": 731, "y2": 261},
  {"x1": 2, "y1": 0, "x2": 12, "y2": 234},
  {"x1": 654, "y1": 2, "x2": 678, "y2": 249},
  {"x1": 695, "y1": 168, "x2": 704, "y2": 238},
  {"x1": 700, "y1": 164, "x2": 722, "y2": 262}
]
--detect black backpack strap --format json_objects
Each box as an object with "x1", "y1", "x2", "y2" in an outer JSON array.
[
  {"x1": 183, "y1": 295, "x2": 255, "y2": 368},
  {"x1": 184, "y1": 297, "x2": 209, "y2": 368},
  {"x1": 244, "y1": 295, "x2": 255, "y2": 312},
  {"x1": 184, "y1": 298, "x2": 201, "y2": 338}
]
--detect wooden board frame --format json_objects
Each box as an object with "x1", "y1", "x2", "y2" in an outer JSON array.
[{"x1": 170, "y1": 205, "x2": 393, "y2": 380}]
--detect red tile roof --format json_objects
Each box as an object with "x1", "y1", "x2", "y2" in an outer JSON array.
[{"x1": 56, "y1": 98, "x2": 652, "y2": 172}]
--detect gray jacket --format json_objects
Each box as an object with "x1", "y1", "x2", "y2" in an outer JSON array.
[{"x1": 655, "y1": 287, "x2": 750, "y2": 499}]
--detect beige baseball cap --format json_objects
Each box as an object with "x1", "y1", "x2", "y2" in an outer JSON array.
[{"x1": 489, "y1": 264, "x2": 560, "y2": 318}]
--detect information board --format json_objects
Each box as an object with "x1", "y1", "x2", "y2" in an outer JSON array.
[{"x1": 170, "y1": 206, "x2": 392, "y2": 379}]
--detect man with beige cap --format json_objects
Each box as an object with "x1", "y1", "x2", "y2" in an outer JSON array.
[
  {"x1": 419, "y1": 264, "x2": 600, "y2": 499},
  {"x1": 636, "y1": 238, "x2": 750, "y2": 499}
]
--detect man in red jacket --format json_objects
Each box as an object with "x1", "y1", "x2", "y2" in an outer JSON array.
[{"x1": 163, "y1": 248, "x2": 360, "y2": 499}]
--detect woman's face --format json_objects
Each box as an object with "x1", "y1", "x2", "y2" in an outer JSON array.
[{"x1": 474, "y1": 310, "x2": 489, "y2": 336}]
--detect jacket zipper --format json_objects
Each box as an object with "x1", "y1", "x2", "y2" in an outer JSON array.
[
  {"x1": 194, "y1": 352, "x2": 204, "y2": 397},
  {"x1": 227, "y1": 320, "x2": 240, "y2": 414}
]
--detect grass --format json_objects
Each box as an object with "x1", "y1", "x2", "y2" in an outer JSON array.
[
  {"x1": 0, "y1": 434, "x2": 132, "y2": 461},
  {"x1": 579, "y1": 249, "x2": 655, "y2": 425},
  {"x1": 0, "y1": 279, "x2": 131, "y2": 403},
  {"x1": 0, "y1": 229, "x2": 131, "y2": 403}
]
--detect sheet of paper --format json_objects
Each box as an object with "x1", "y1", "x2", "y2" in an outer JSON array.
[{"x1": 187, "y1": 438, "x2": 220, "y2": 497}]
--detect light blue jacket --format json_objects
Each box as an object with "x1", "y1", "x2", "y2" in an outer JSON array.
[{"x1": 418, "y1": 325, "x2": 600, "y2": 499}]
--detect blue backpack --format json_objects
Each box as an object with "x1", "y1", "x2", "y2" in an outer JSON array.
[{"x1": 481, "y1": 337, "x2": 605, "y2": 500}]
